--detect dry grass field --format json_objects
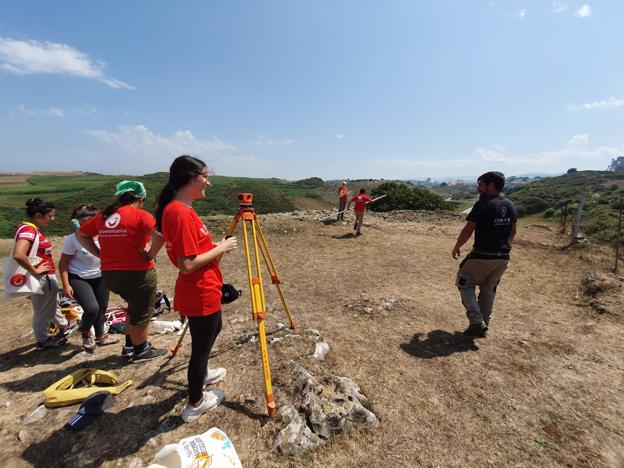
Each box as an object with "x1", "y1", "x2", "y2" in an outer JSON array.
[{"x1": 0, "y1": 211, "x2": 622, "y2": 467}]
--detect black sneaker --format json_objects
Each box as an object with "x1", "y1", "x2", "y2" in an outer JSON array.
[
  {"x1": 463, "y1": 323, "x2": 487, "y2": 338},
  {"x1": 36, "y1": 335, "x2": 67, "y2": 351},
  {"x1": 122, "y1": 346, "x2": 134, "y2": 358},
  {"x1": 132, "y1": 343, "x2": 167, "y2": 362}
]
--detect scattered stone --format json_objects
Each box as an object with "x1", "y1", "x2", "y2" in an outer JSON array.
[
  {"x1": 296, "y1": 365, "x2": 378, "y2": 440},
  {"x1": 125, "y1": 456, "x2": 144, "y2": 468},
  {"x1": 346, "y1": 296, "x2": 402, "y2": 315},
  {"x1": 274, "y1": 405, "x2": 322, "y2": 457},
  {"x1": 311, "y1": 341, "x2": 329, "y2": 360},
  {"x1": 17, "y1": 430, "x2": 30, "y2": 444},
  {"x1": 5, "y1": 401, "x2": 11, "y2": 408},
  {"x1": 582, "y1": 272, "x2": 623, "y2": 296},
  {"x1": 71, "y1": 444, "x2": 81, "y2": 455},
  {"x1": 231, "y1": 316, "x2": 246, "y2": 324},
  {"x1": 303, "y1": 328, "x2": 320, "y2": 336},
  {"x1": 238, "y1": 395, "x2": 257, "y2": 405},
  {"x1": 269, "y1": 337, "x2": 283, "y2": 345},
  {"x1": 276, "y1": 322, "x2": 286, "y2": 331},
  {"x1": 276, "y1": 364, "x2": 378, "y2": 456},
  {"x1": 23, "y1": 404, "x2": 48, "y2": 424}
]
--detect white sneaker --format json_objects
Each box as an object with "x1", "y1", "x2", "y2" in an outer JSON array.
[
  {"x1": 204, "y1": 367, "x2": 227, "y2": 386},
  {"x1": 181, "y1": 389, "x2": 224, "y2": 423}
]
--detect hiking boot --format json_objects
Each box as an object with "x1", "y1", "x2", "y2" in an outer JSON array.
[
  {"x1": 36, "y1": 335, "x2": 67, "y2": 351},
  {"x1": 463, "y1": 323, "x2": 487, "y2": 338},
  {"x1": 96, "y1": 335, "x2": 120, "y2": 346},
  {"x1": 204, "y1": 368, "x2": 227, "y2": 386},
  {"x1": 82, "y1": 333, "x2": 96, "y2": 353},
  {"x1": 181, "y1": 389, "x2": 224, "y2": 423},
  {"x1": 132, "y1": 343, "x2": 167, "y2": 362}
]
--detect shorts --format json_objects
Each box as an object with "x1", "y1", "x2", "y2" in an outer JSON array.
[{"x1": 102, "y1": 269, "x2": 157, "y2": 326}]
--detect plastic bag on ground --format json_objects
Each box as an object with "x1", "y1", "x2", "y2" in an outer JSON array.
[
  {"x1": 149, "y1": 319, "x2": 183, "y2": 335},
  {"x1": 149, "y1": 427, "x2": 242, "y2": 468}
]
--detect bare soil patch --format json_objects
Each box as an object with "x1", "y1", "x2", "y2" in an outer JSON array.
[{"x1": 0, "y1": 211, "x2": 622, "y2": 467}]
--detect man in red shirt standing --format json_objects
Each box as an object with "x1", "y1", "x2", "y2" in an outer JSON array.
[
  {"x1": 337, "y1": 181, "x2": 349, "y2": 221},
  {"x1": 347, "y1": 189, "x2": 373, "y2": 236}
]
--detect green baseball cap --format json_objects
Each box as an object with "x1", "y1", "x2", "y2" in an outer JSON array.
[{"x1": 114, "y1": 180, "x2": 147, "y2": 199}]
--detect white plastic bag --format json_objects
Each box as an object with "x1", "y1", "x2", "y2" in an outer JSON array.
[
  {"x1": 149, "y1": 319, "x2": 182, "y2": 335},
  {"x1": 150, "y1": 427, "x2": 242, "y2": 468},
  {"x1": 2, "y1": 225, "x2": 46, "y2": 299}
]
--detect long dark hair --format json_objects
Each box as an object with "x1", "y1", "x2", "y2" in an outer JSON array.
[
  {"x1": 25, "y1": 198, "x2": 55, "y2": 218},
  {"x1": 102, "y1": 192, "x2": 139, "y2": 219},
  {"x1": 155, "y1": 155, "x2": 207, "y2": 230}
]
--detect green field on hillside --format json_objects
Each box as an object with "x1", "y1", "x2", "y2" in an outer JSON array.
[
  {"x1": 506, "y1": 170, "x2": 624, "y2": 241},
  {"x1": 0, "y1": 173, "x2": 326, "y2": 238}
]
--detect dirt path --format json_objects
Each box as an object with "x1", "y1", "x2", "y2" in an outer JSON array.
[{"x1": 0, "y1": 213, "x2": 622, "y2": 467}]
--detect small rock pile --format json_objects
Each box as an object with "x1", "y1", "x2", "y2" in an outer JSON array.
[
  {"x1": 581, "y1": 271, "x2": 624, "y2": 315},
  {"x1": 344, "y1": 296, "x2": 401, "y2": 315},
  {"x1": 274, "y1": 364, "x2": 378, "y2": 456}
]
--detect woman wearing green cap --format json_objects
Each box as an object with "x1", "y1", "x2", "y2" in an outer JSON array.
[{"x1": 76, "y1": 180, "x2": 166, "y2": 362}]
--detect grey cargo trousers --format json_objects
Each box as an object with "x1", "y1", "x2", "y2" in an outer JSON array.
[{"x1": 456, "y1": 257, "x2": 509, "y2": 326}]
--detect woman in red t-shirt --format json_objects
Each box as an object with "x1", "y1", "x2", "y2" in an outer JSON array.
[
  {"x1": 155, "y1": 155, "x2": 237, "y2": 423},
  {"x1": 12, "y1": 198, "x2": 69, "y2": 350},
  {"x1": 76, "y1": 180, "x2": 166, "y2": 362}
]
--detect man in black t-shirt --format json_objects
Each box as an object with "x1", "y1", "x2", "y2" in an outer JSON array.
[{"x1": 452, "y1": 171, "x2": 517, "y2": 337}]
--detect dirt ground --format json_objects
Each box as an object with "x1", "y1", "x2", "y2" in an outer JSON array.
[{"x1": 0, "y1": 211, "x2": 623, "y2": 467}]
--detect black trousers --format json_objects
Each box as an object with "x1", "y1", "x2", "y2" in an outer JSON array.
[
  {"x1": 69, "y1": 273, "x2": 110, "y2": 337},
  {"x1": 187, "y1": 311, "x2": 223, "y2": 404}
]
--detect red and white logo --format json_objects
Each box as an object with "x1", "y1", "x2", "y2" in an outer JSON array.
[
  {"x1": 10, "y1": 274, "x2": 27, "y2": 287},
  {"x1": 105, "y1": 213, "x2": 121, "y2": 229}
]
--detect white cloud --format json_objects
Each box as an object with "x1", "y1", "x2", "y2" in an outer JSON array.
[
  {"x1": 11, "y1": 103, "x2": 97, "y2": 118},
  {"x1": 251, "y1": 132, "x2": 293, "y2": 146},
  {"x1": 575, "y1": 4, "x2": 591, "y2": 18},
  {"x1": 335, "y1": 134, "x2": 345, "y2": 139},
  {"x1": 518, "y1": 9, "x2": 528, "y2": 18},
  {"x1": 13, "y1": 104, "x2": 64, "y2": 117},
  {"x1": 369, "y1": 138, "x2": 620, "y2": 175},
  {"x1": 85, "y1": 124, "x2": 262, "y2": 175},
  {"x1": 552, "y1": 1, "x2": 568, "y2": 13},
  {"x1": 568, "y1": 134, "x2": 589, "y2": 146},
  {"x1": 0, "y1": 37, "x2": 134, "y2": 89},
  {"x1": 474, "y1": 145, "x2": 509, "y2": 162},
  {"x1": 568, "y1": 96, "x2": 624, "y2": 111}
]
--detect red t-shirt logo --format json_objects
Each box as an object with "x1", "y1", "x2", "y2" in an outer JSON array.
[
  {"x1": 105, "y1": 213, "x2": 121, "y2": 229},
  {"x1": 10, "y1": 274, "x2": 27, "y2": 287}
]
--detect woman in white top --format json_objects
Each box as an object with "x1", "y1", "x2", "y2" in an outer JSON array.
[{"x1": 59, "y1": 205, "x2": 119, "y2": 352}]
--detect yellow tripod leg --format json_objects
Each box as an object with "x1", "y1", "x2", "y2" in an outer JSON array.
[
  {"x1": 253, "y1": 215, "x2": 296, "y2": 329},
  {"x1": 242, "y1": 215, "x2": 276, "y2": 417}
]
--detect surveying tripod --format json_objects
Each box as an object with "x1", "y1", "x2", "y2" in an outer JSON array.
[
  {"x1": 169, "y1": 193, "x2": 295, "y2": 416},
  {"x1": 226, "y1": 193, "x2": 295, "y2": 416}
]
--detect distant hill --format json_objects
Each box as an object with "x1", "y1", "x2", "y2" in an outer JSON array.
[
  {"x1": 0, "y1": 173, "x2": 329, "y2": 238},
  {"x1": 506, "y1": 170, "x2": 624, "y2": 241}
]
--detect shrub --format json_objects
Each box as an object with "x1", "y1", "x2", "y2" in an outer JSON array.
[
  {"x1": 543, "y1": 208, "x2": 555, "y2": 218},
  {"x1": 370, "y1": 182, "x2": 452, "y2": 212}
]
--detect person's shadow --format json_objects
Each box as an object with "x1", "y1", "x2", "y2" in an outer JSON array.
[
  {"x1": 331, "y1": 233, "x2": 356, "y2": 239},
  {"x1": 400, "y1": 330, "x2": 479, "y2": 359}
]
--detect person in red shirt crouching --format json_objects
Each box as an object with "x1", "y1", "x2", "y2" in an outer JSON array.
[
  {"x1": 155, "y1": 155, "x2": 237, "y2": 423},
  {"x1": 347, "y1": 189, "x2": 373, "y2": 236},
  {"x1": 77, "y1": 180, "x2": 166, "y2": 362}
]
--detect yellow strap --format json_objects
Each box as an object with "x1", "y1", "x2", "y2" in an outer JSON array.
[{"x1": 20, "y1": 221, "x2": 38, "y2": 229}]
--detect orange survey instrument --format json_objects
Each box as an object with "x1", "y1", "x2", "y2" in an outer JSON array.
[{"x1": 225, "y1": 193, "x2": 295, "y2": 417}]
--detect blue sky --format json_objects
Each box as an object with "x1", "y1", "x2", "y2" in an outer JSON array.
[{"x1": 0, "y1": 1, "x2": 622, "y2": 180}]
